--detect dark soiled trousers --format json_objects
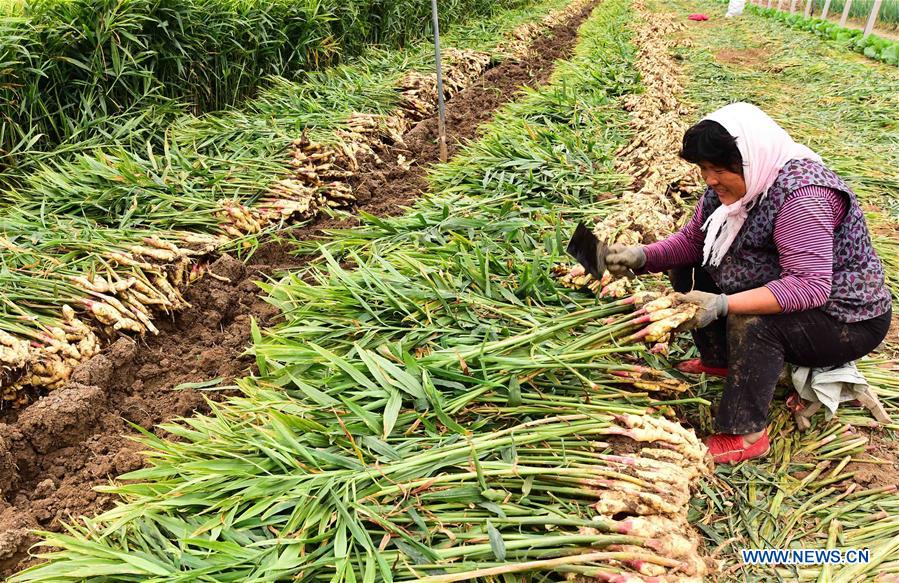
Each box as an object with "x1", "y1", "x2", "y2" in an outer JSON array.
[{"x1": 670, "y1": 266, "x2": 892, "y2": 435}]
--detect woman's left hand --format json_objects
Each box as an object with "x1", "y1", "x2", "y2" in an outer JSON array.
[{"x1": 674, "y1": 290, "x2": 729, "y2": 330}]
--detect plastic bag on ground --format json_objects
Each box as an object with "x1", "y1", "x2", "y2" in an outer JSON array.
[
  {"x1": 726, "y1": 0, "x2": 746, "y2": 17},
  {"x1": 791, "y1": 361, "x2": 868, "y2": 419}
]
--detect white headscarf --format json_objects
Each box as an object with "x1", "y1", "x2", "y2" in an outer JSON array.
[{"x1": 699, "y1": 102, "x2": 822, "y2": 266}]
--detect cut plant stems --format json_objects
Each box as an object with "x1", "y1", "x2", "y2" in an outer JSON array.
[
  {"x1": 0, "y1": 0, "x2": 587, "y2": 404},
  {"x1": 7, "y1": 2, "x2": 717, "y2": 581}
]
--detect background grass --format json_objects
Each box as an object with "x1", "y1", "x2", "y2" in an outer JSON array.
[
  {"x1": 0, "y1": 0, "x2": 526, "y2": 171},
  {"x1": 809, "y1": 0, "x2": 899, "y2": 27}
]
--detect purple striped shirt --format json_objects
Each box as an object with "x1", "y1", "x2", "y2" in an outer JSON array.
[{"x1": 643, "y1": 186, "x2": 849, "y2": 312}]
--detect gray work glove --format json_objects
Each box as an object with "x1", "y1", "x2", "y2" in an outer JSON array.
[
  {"x1": 605, "y1": 244, "x2": 646, "y2": 276},
  {"x1": 673, "y1": 290, "x2": 729, "y2": 330}
]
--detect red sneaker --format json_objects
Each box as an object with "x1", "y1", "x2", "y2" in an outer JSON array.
[
  {"x1": 677, "y1": 358, "x2": 729, "y2": 378},
  {"x1": 703, "y1": 431, "x2": 770, "y2": 465}
]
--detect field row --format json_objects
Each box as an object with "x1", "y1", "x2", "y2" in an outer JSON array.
[
  {"x1": 8, "y1": 0, "x2": 724, "y2": 580},
  {"x1": 0, "y1": 0, "x2": 529, "y2": 164},
  {"x1": 0, "y1": 0, "x2": 614, "y2": 574},
  {"x1": 1, "y1": 0, "x2": 896, "y2": 578},
  {"x1": 0, "y1": 0, "x2": 587, "y2": 405},
  {"x1": 741, "y1": 3, "x2": 899, "y2": 65}
]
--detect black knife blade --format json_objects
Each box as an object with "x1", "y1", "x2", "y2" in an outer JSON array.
[{"x1": 566, "y1": 222, "x2": 608, "y2": 280}]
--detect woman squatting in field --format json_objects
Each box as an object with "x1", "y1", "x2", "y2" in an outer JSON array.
[{"x1": 605, "y1": 102, "x2": 892, "y2": 464}]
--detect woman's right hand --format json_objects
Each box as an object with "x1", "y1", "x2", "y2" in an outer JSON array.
[{"x1": 605, "y1": 244, "x2": 646, "y2": 276}]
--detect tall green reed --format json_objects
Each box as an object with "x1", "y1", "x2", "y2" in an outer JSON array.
[{"x1": 0, "y1": 0, "x2": 525, "y2": 170}]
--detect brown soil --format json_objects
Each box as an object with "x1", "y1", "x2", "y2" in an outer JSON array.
[
  {"x1": 714, "y1": 47, "x2": 770, "y2": 67},
  {"x1": 845, "y1": 428, "x2": 899, "y2": 489},
  {"x1": 0, "y1": 3, "x2": 597, "y2": 577}
]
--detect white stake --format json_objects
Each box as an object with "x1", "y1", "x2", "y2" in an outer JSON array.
[
  {"x1": 862, "y1": 0, "x2": 883, "y2": 37},
  {"x1": 431, "y1": 0, "x2": 448, "y2": 162},
  {"x1": 839, "y1": 0, "x2": 853, "y2": 26},
  {"x1": 803, "y1": 0, "x2": 813, "y2": 17},
  {"x1": 820, "y1": 0, "x2": 832, "y2": 18}
]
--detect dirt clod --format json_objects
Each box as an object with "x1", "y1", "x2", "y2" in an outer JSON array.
[
  {"x1": 0, "y1": 503, "x2": 35, "y2": 561},
  {"x1": 847, "y1": 429, "x2": 899, "y2": 490},
  {"x1": 70, "y1": 353, "x2": 115, "y2": 387},
  {"x1": 208, "y1": 253, "x2": 247, "y2": 282}
]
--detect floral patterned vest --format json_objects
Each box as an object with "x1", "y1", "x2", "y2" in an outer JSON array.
[{"x1": 700, "y1": 159, "x2": 891, "y2": 323}]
